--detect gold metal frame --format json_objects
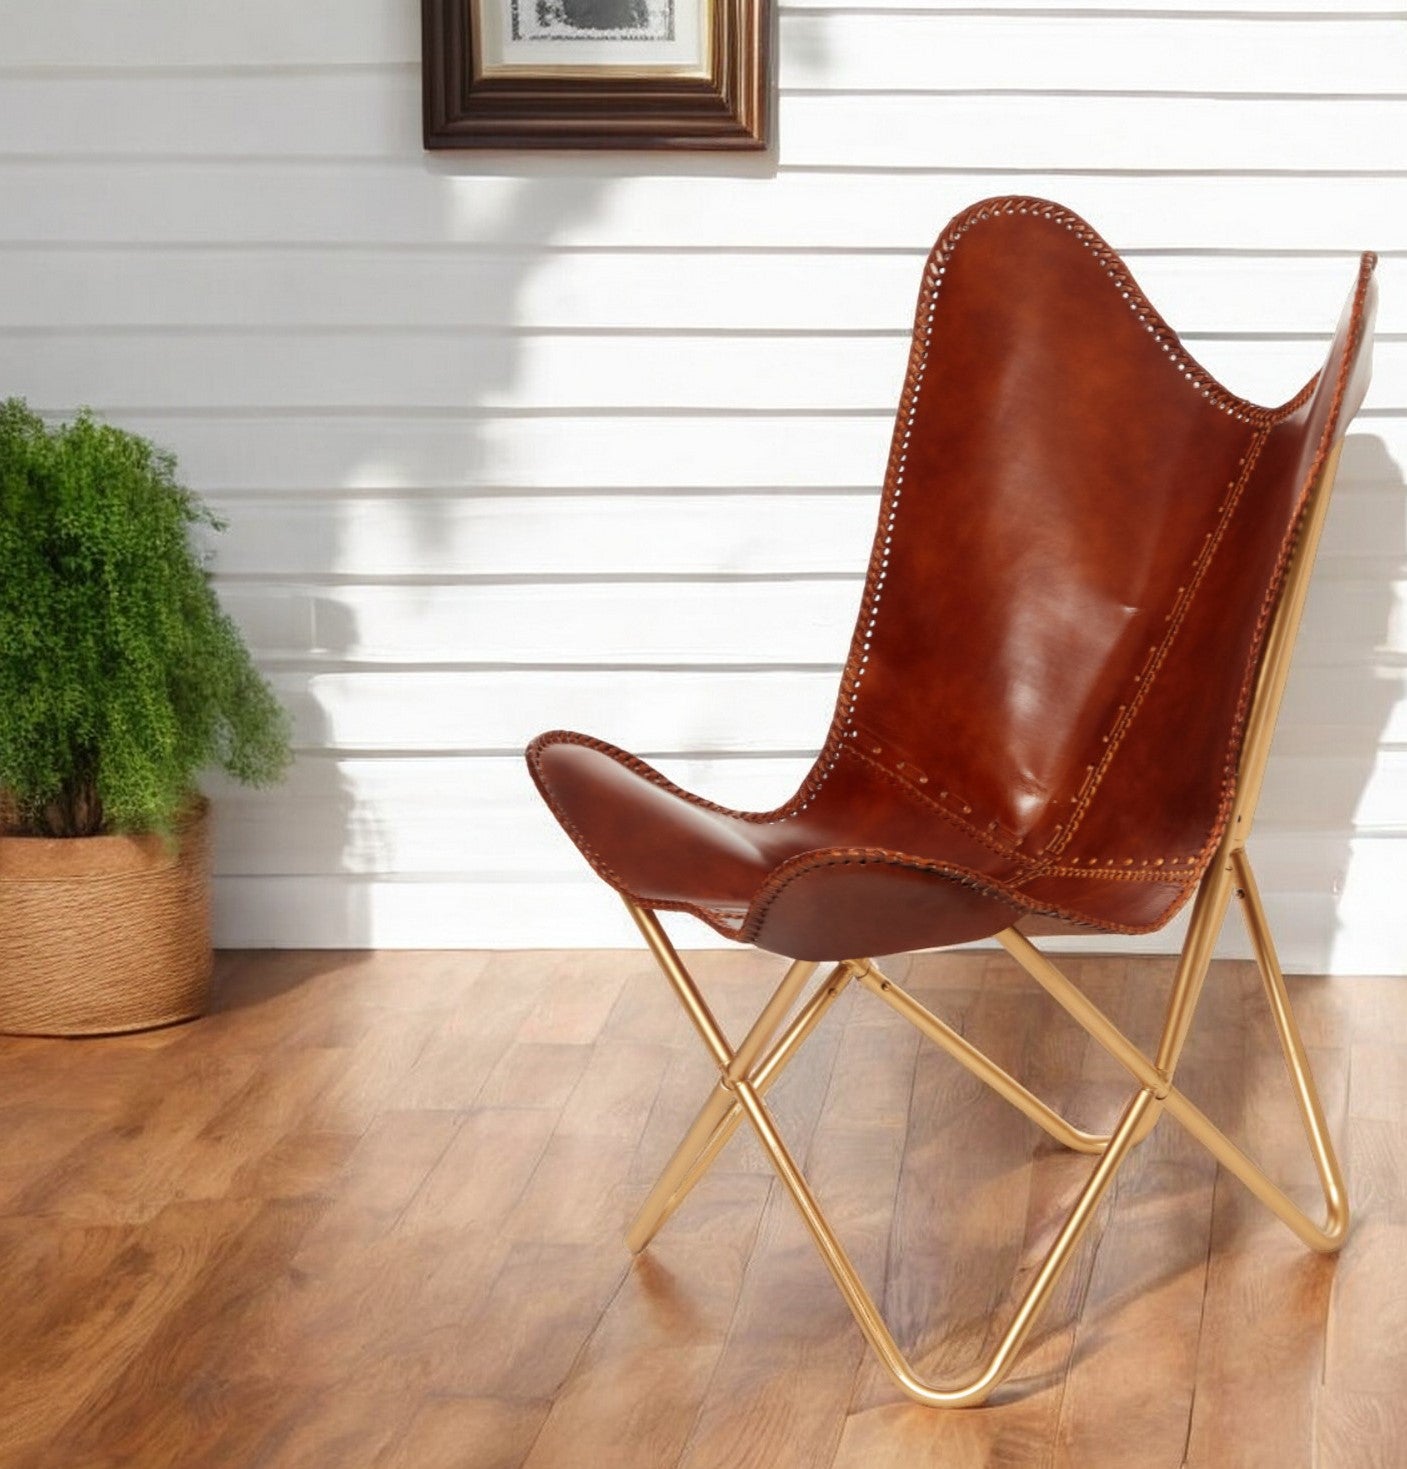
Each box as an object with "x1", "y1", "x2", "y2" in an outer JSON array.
[{"x1": 620, "y1": 445, "x2": 1349, "y2": 1408}]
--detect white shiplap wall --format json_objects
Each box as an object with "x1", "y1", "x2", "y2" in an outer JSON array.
[{"x1": 1, "y1": 1, "x2": 1405, "y2": 970}]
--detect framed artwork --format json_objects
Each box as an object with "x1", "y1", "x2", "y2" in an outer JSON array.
[{"x1": 421, "y1": 0, "x2": 770, "y2": 150}]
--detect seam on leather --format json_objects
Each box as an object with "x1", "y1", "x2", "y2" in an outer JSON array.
[
  {"x1": 839, "y1": 743, "x2": 1041, "y2": 870},
  {"x1": 1051, "y1": 427, "x2": 1268, "y2": 858},
  {"x1": 850, "y1": 720, "x2": 1030, "y2": 851},
  {"x1": 1066, "y1": 249, "x2": 1378, "y2": 900},
  {"x1": 779, "y1": 195, "x2": 1320, "y2": 836},
  {"x1": 528, "y1": 239, "x2": 1378, "y2": 948},
  {"x1": 739, "y1": 845, "x2": 1169, "y2": 944},
  {"x1": 738, "y1": 847, "x2": 1022, "y2": 945},
  {"x1": 1036, "y1": 864, "x2": 1191, "y2": 885}
]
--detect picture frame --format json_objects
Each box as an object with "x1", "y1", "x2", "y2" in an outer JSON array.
[{"x1": 421, "y1": 0, "x2": 770, "y2": 151}]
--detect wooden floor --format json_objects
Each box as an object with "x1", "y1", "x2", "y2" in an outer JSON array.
[{"x1": 1, "y1": 948, "x2": 1405, "y2": 1469}]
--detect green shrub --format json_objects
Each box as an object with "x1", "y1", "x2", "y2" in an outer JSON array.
[{"x1": 0, "y1": 399, "x2": 290, "y2": 838}]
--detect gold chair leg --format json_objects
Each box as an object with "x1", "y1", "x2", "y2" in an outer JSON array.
[
  {"x1": 624, "y1": 899, "x2": 1159, "y2": 1407},
  {"x1": 624, "y1": 959, "x2": 855, "y2": 1253},
  {"x1": 856, "y1": 961, "x2": 1110, "y2": 1154},
  {"x1": 621, "y1": 843, "x2": 1347, "y2": 1410},
  {"x1": 998, "y1": 901, "x2": 1348, "y2": 1253},
  {"x1": 628, "y1": 959, "x2": 858, "y2": 1251},
  {"x1": 1125, "y1": 846, "x2": 1239, "y2": 1144},
  {"x1": 1230, "y1": 847, "x2": 1349, "y2": 1242},
  {"x1": 734, "y1": 1075, "x2": 1158, "y2": 1407},
  {"x1": 630, "y1": 941, "x2": 1104, "y2": 1257}
]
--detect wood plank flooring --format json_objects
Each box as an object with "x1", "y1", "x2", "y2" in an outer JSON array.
[{"x1": 0, "y1": 946, "x2": 1404, "y2": 1468}]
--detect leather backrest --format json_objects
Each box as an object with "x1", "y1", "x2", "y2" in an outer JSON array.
[{"x1": 828, "y1": 198, "x2": 1378, "y2": 877}]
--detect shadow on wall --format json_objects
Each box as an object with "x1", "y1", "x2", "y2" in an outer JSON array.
[
  {"x1": 290, "y1": 175, "x2": 613, "y2": 951},
  {"x1": 1288, "y1": 430, "x2": 1405, "y2": 974},
  {"x1": 284, "y1": 142, "x2": 785, "y2": 949},
  {"x1": 1178, "y1": 427, "x2": 1401, "y2": 976}
]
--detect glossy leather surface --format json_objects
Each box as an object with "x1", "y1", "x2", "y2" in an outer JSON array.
[{"x1": 528, "y1": 198, "x2": 1378, "y2": 961}]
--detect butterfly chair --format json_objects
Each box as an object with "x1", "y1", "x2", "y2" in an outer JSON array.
[{"x1": 526, "y1": 197, "x2": 1378, "y2": 1407}]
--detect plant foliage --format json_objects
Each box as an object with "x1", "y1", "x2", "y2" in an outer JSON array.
[{"x1": 0, "y1": 399, "x2": 291, "y2": 837}]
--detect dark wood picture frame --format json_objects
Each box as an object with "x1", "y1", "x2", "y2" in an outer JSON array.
[{"x1": 422, "y1": 0, "x2": 770, "y2": 150}]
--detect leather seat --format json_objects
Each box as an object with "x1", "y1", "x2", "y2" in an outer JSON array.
[{"x1": 528, "y1": 196, "x2": 1378, "y2": 964}]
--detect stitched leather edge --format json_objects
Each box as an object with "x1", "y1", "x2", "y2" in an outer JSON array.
[
  {"x1": 736, "y1": 845, "x2": 1182, "y2": 945},
  {"x1": 805, "y1": 202, "x2": 1375, "y2": 906},
  {"x1": 1059, "y1": 248, "x2": 1379, "y2": 913},
  {"x1": 838, "y1": 743, "x2": 1042, "y2": 871},
  {"x1": 779, "y1": 196, "x2": 1326, "y2": 845},
  {"x1": 525, "y1": 730, "x2": 763, "y2": 941},
  {"x1": 525, "y1": 218, "x2": 1379, "y2": 947},
  {"x1": 1198, "y1": 249, "x2": 1380, "y2": 879},
  {"x1": 527, "y1": 731, "x2": 1194, "y2": 941}
]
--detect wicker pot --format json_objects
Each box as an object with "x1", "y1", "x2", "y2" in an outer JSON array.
[{"x1": 0, "y1": 801, "x2": 212, "y2": 1036}]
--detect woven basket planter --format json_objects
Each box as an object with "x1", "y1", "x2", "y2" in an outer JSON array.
[{"x1": 0, "y1": 801, "x2": 212, "y2": 1036}]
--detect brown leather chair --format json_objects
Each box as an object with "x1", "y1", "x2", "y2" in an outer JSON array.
[{"x1": 527, "y1": 197, "x2": 1378, "y2": 1406}]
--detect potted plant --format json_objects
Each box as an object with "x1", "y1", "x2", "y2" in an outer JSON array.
[{"x1": 0, "y1": 399, "x2": 291, "y2": 1035}]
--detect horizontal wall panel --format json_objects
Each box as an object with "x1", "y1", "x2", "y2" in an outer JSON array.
[
  {"x1": 0, "y1": 0, "x2": 418, "y2": 67},
  {"x1": 216, "y1": 573, "x2": 1407, "y2": 669},
  {"x1": 107, "y1": 413, "x2": 1407, "y2": 499},
  {"x1": 206, "y1": 752, "x2": 1407, "y2": 879},
  {"x1": 1264, "y1": 753, "x2": 1407, "y2": 832},
  {"x1": 272, "y1": 669, "x2": 842, "y2": 755},
  {"x1": 4, "y1": 168, "x2": 1401, "y2": 252},
  {"x1": 5, "y1": 8, "x2": 1398, "y2": 86},
  {"x1": 781, "y1": 96, "x2": 1407, "y2": 172},
  {"x1": 8, "y1": 332, "x2": 1395, "y2": 413},
  {"x1": 206, "y1": 755, "x2": 812, "y2": 880},
  {"x1": 4, "y1": 75, "x2": 1405, "y2": 171},
  {"x1": 1319, "y1": 483, "x2": 1407, "y2": 562},
  {"x1": 210, "y1": 875, "x2": 649, "y2": 950},
  {"x1": 0, "y1": 73, "x2": 423, "y2": 159},
  {"x1": 147, "y1": 417, "x2": 900, "y2": 494},
  {"x1": 203, "y1": 483, "x2": 1407, "y2": 581},
  {"x1": 779, "y1": 16, "x2": 1407, "y2": 95},
  {"x1": 212, "y1": 873, "x2": 1388, "y2": 973},
  {"x1": 5, "y1": 331, "x2": 927, "y2": 414},
  {"x1": 1270, "y1": 664, "x2": 1407, "y2": 756},
  {"x1": 209, "y1": 815, "x2": 1391, "y2": 904},
  {"x1": 220, "y1": 581, "x2": 867, "y2": 666},
  {"x1": 7, "y1": 0, "x2": 1403, "y2": 70},
  {"x1": 206, "y1": 494, "x2": 881, "y2": 578},
  {"x1": 264, "y1": 665, "x2": 1407, "y2": 756},
  {"x1": 2, "y1": 250, "x2": 1397, "y2": 335}
]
